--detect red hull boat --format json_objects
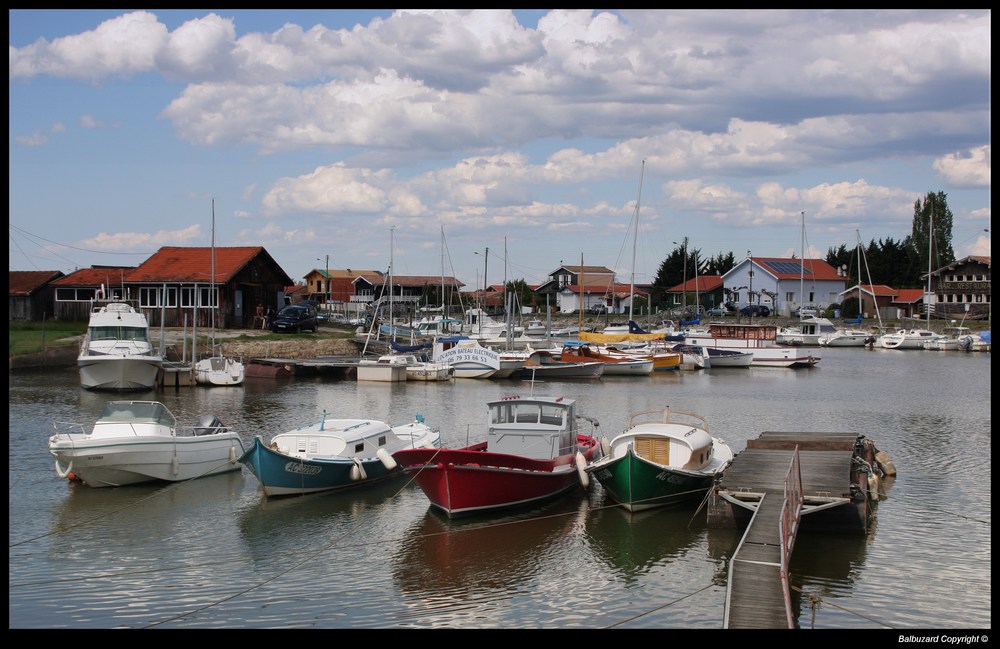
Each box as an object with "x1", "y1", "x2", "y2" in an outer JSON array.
[{"x1": 393, "y1": 395, "x2": 602, "y2": 518}]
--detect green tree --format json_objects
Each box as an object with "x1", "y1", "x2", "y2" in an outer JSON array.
[{"x1": 904, "y1": 191, "x2": 956, "y2": 287}]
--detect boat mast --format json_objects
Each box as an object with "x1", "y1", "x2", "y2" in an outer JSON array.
[
  {"x1": 799, "y1": 210, "x2": 805, "y2": 320},
  {"x1": 927, "y1": 203, "x2": 933, "y2": 328},
  {"x1": 628, "y1": 159, "x2": 645, "y2": 322},
  {"x1": 210, "y1": 198, "x2": 217, "y2": 354}
]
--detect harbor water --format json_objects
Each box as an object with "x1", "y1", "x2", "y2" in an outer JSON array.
[{"x1": 8, "y1": 346, "x2": 991, "y2": 630}]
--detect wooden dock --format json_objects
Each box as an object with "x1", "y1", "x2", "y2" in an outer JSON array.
[{"x1": 709, "y1": 431, "x2": 879, "y2": 629}]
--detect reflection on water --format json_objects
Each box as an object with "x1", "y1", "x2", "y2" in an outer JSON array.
[
  {"x1": 584, "y1": 496, "x2": 705, "y2": 584},
  {"x1": 9, "y1": 349, "x2": 992, "y2": 629}
]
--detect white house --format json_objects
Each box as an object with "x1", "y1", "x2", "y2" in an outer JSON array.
[{"x1": 721, "y1": 256, "x2": 847, "y2": 316}]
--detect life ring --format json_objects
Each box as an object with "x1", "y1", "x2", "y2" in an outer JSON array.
[{"x1": 54, "y1": 458, "x2": 74, "y2": 479}]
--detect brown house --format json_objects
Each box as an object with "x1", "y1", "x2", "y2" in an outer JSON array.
[
  {"x1": 51, "y1": 247, "x2": 292, "y2": 329},
  {"x1": 9, "y1": 270, "x2": 65, "y2": 321}
]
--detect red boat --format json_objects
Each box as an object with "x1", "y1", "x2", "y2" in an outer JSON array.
[{"x1": 393, "y1": 395, "x2": 602, "y2": 518}]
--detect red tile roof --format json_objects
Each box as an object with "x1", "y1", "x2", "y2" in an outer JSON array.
[
  {"x1": 127, "y1": 246, "x2": 264, "y2": 283},
  {"x1": 892, "y1": 288, "x2": 926, "y2": 304},
  {"x1": 9, "y1": 270, "x2": 64, "y2": 295},
  {"x1": 52, "y1": 267, "x2": 137, "y2": 287},
  {"x1": 667, "y1": 275, "x2": 725, "y2": 293}
]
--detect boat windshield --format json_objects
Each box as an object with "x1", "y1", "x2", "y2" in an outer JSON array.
[
  {"x1": 89, "y1": 325, "x2": 150, "y2": 342},
  {"x1": 98, "y1": 401, "x2": 176, "y2": 427}
]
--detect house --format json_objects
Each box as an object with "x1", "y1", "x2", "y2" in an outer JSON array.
[
  {"x1": 9, "y1": 270, "x2": 65, "y2": 321},
  {"x1": 304, "y1": 268, "x2": 383, "y2": 305},
  {"x1": 663, "y1": 275, "x2": 726, "y2": 313},
  {"x1": 352, "y1": 273, "x2": 465, "y2": 316},
  {"x1": 721, "y1": 256, "x2": 846, "y2": 316},
  {"x1": 837, "y1": 284, "x2": 899, "y2": 321},
  {"x1": 534, "y1": 265, "x2": 645, "y2": 313},
  {"x1": 50, "y1": 247, "x2": 293, "y2": 329},
  {"x1": 923, "y1": 255, "x2": 991, "y2": 321}
]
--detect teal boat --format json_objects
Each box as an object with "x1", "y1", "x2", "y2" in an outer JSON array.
[
  {"x1": 239, "y1": 413, "x2": 440, "y2": 497},
  {"x1": 586, "y1": 406, "x2": 733, "y2": 512}
]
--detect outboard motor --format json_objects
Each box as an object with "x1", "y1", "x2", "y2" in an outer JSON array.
[{"x1": 194, "y1": 414, "x2": 227, "y2": 436}]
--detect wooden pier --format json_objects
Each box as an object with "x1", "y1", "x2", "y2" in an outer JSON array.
[{"x1": 709, "y1": 431, "x2": 881, "y2": 629}]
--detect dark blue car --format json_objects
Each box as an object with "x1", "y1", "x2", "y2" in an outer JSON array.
[
  {"x1": 270, "y1": 304, "x2": 319, "y2": 333},
  {"x1": 739, "y1": 304, "x2": 770, "y2": 317}
]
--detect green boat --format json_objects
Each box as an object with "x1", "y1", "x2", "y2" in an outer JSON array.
[{"x1": 586, "y1": 406, "x2": 734, "y2": 512}]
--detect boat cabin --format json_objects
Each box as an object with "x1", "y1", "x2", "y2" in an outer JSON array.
[{"x1": 487, "y1": 396, "x2": 577, "y2": 460}]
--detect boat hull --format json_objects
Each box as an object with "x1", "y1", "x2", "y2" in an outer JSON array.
[
  {"x1": 239, "y1": 437, "x2": 401, "y2": 497},
  {"x1": 49, "y1": 434, "x2": 244, "y2": 488},
  {"x1": 78, "y1": 356, "x2": 163, "y2": 391},
  {"x1": 394, "y1": 438, "x2": 599, "y2": 518},
  {"x1": 194, "y1": 356, "x2": 245, "y2": 386},
  {"x1": 588, "y1": 445, "x2": 715, "y2": 512}
]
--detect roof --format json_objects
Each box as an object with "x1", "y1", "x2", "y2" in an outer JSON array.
[
  {"x1": 892, "y1": 288, "x2": 926, "y2": 304},
  {"x1": 838, "y1": 284, "x2": 899, "y2": 298},
  {"x1": 562, "y1": 282, "x2": 648, "y2": 298},
  {"x1": 356, "y1": 274, "x2": 465, "y2": 289},
  {"x1": 552, "y1": 265, "x2": 615, "y2": 276},
  {"x1": 9, "y1": 270, "x2": 64, "y2": 295},
  {"x1": 127, "y1": 246, "x2": 268, "y2": 283},
  {"x1": 312, "y1": 268, "x2": 383, "y2": 279},
  {"x1": 743, "y1": 257, "x2": 843, "y2": 281},
  {"x1": 52, "y1": 266, "x2": 137, "y2": 287},
  {"x1": 666, "y1": 275, "x2": 726, "y2": 293}
]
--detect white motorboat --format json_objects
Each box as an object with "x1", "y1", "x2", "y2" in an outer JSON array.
[
  {"x1": 195, "y1": 355, "x2": 246, "y2": 386},
  {"x1": 818, "y1": 328, "x2": 875, "y2": 347},
  {"x1": 49, "y1": 400, "x2": 245, "y2": 488},
  {"x1": 878, "y1": 328, "x2": 947, "y2": 349},
  {"x1": 77, "y1": 300, "x2": 163, "y2": 391},
  {"x1": 683, "y1": 323, "x2": 819, "y2": 368}
]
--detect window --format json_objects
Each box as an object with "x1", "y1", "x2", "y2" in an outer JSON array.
[
  {"x1": 354, "y1": 442, "x2": 364, "y2": 453},
  {"x1": 55, "y1": 288, "x2": 97, "y2": 301},
  {"x1": 138, "y1": 287, "x2": 178, "y2": 308}
]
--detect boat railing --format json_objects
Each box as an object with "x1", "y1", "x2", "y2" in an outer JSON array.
[
  {"x1": 626, "y1": 406, "x2": 709, "y2": 433},
  {"x1": 51, "y1": 422, "x2": 89, "y2": 438}
]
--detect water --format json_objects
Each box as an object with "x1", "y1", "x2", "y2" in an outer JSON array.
[{"x1": 8, "y1": 348, "x2": 991, "y2": 630}]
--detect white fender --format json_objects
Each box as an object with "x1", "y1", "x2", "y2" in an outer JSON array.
[
  {"x1": 229, "y1": 446, "x2": 238, "y2": 463},
  {"x1": 54, "y1": 458, "x2": 73, "y2": 479},
  {"x1": 575, "y1": 452, "x2": 589, "y2": 490},
  {"x1": 600, "y1": 436, "x2": 611, "y2": 458},
  {"x1": 867, "y1": 472, "x2": 881, "y2": 501},
  {"x1": 350, "y1": 457, "x2": 368, "y2": 481},
  {"x1": 171, "y1": 456, "x2": 179, "y2": 477},
  {"x1": 377, "y1": 447, "x2": 397, "y2": 470},
  {"x1": 875, "y1": 450, "x2": 896, "y2": 477}
]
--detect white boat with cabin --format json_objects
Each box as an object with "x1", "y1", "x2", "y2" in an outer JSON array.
[
  {"x1": 683, "y1": 323, "x2": 820, "y2": 368},
  {"x1": 77, "y1": 299, "x2": 164, "y2": 391}
]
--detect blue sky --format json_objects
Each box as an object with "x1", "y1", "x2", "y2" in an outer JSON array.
[{"x1": 9, "y1": 9, "x2": 991, "y2": 290}]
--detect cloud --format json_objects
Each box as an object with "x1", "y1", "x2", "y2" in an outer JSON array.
[{"x1": 933, "y1": 145, "x2": 991, "y2": 187}]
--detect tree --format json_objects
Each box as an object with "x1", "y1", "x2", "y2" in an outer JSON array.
[{"x1": 905, "y1": 191, "x2": 956, "y2": 287}]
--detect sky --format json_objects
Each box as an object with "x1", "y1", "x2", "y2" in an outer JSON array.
[{"x1": 9, "y1": 9, "x2": 992, "y2": 292}]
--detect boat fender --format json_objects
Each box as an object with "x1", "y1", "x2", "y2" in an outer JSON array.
[
  {"x1": 54, "y1": 458, "x2": 74, "y2": 480},
  {"x1": 171, "y1": 456, "x2": 179, "y2": 477},
  {"x1": 350, "y1": 457, "x2": 368, "y2": 481},
  {"x1": 867, "y1": 472, "x2": 881, "y2": 501},
  {"x1": 377, "y1": 447, "x2": 397, "y2": 471},
  {"x1": 875, "y1": 450, "x2": 896, "y2": 477},
  {"x1": 600, "y1": 436, "x2": 611, "y2": 457},
  {"x1": 575, "y1": 452, "x2": 589, "y2": 490},
  {"x1": 229, "y1": 446, "x2": 238, "y2": 463}
]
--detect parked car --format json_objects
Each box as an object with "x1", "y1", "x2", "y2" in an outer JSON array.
[
  {"x1": 587, "y1": 303, "x2": 608, "y2": 315},
  {"x1": 270, "y1": 304, "x2": 319, "y2": 333},
  {"x1": 739, "y1": 304, "x2": 771, "y2": 317},
  {"x1": 706, "y1": 307, "x2": 729, "y2": 317},
  {"x1": 792, "y1": 306, "x2": 818, "y2": 318}
]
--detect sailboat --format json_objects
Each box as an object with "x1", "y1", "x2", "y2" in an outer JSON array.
[
  {"x1": 819, "y1": 230, "x2": 877, "y2": 347},
  {"x1": 195, "y1": 199, "x2": 245, "y2": 386}
]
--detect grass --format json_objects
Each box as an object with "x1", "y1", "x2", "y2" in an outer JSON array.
[{"x1": 9, "y1": 320, "x2": 87, "y2": 356}]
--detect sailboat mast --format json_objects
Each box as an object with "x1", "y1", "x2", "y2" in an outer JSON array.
[
  {"x1": 927, "y1": 203, "x2": 933, "y2": 327},
  {"x1": 629, "y1": 159, "x2": 645, "y2": 322},
  {"x1": 799, "y1": 210, "x2": 805, "y2": 320},
  {"x1": 210, "y1": 199, "x2": 216, "y2": 351}
]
